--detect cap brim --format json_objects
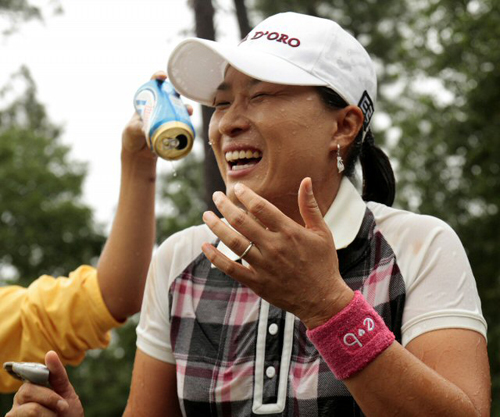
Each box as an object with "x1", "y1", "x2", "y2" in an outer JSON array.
[{"x1": 167, "y1": 38, "x2": 327, "y2": 106}]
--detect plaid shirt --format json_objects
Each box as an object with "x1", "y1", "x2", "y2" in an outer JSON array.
[{"x1": 169, "y1": 208, "x2": 405, "y2": 416}]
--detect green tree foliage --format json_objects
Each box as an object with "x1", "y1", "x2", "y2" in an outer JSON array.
[
  {"x1": 0, "y1": 0, "x2": 61, "y2": 35},
  {"x1": 0, "y1": 0, "x2": 40, "y2": 34},
  {"x1": 385, "y1": 0, "x2": 500, "y2": 408},
  {"x1": 65, "y1": 319, "x2": 140, "y2": 417},
  {"x1": 0, "y1": 67, "x2": 105, "y2": 284},
  {"x1": 254, "y1": 0, "x2": 499, "y2": 410}
]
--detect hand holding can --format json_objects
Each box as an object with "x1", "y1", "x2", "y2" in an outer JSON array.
[{"x1": 134, "y1": 79, "x2": 195, "y2": 160}]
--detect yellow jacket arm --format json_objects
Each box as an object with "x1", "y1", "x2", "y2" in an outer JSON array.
[{"x1": 0, "y1": 265, "x2": 123, "y2": 393}]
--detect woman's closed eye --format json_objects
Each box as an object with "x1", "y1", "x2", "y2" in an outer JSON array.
[
  {"x1": 214, "y1": 100, "x2": 231, "y2": 109},
  {"x1": 214, "y1": 90, "x2": 275, "y2": 108},
  {"x1": 251, "y1": 92, "x2": 271, "y2": 101}
]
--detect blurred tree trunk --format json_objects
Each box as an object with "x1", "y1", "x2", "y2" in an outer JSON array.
[
  {"x1": 191, "y1": 0, "x2": 225, "y2": 214},
  {"x1": 234, "y1": 0, "x2": 251, "y2": 39}
]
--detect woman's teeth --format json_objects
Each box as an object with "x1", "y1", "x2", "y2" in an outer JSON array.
[
  {"x1": 225, "y1": 150, "x2": 262, "y2": 162},
  {"x1": 225, "y1": 150, "x2": 262, "y2": 171},
  {"x1": 232, "y1": 163, "x2": 255, "y2": 171}
]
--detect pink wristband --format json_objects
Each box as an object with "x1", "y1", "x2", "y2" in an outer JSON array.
[{"x1": 306, "y1": 291, "x2": 395, "y2": 380}]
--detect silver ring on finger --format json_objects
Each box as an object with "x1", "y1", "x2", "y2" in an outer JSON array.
[{"x1": 236, "y1": 241, "x2": 254, "y2": 261}]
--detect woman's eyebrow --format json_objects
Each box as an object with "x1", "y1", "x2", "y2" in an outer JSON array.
[
  {"x1": 216, "y1": 82, "x2": 230, "y2": 92},
  {"x1": 215, "y1": 78, "x2": 263, "y2": 92}
]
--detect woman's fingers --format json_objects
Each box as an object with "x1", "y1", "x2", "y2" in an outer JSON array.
[
  {"x1": 211, "y1": 190, "x2": 268, "y2": 238},
  {"x1": 150, "y1": 70, "x2": 167, "y2": 80},
  {"x1": 232, "y1": 183, "x2": 291, "y2": 232},
  {"x1": 150, "y1": 71, "x2": 193, "y2": 115},
  {"x1": 202, "y1": 210, "x2": 261, "y2": 262},
  {"x1": 202, "y1": 242, "x2": 253, "y2": 275},
  {"x1": 202, "y1": 180, "x2": 344, "y2": 322},
  {"x1": 209, "y1": 184, "x2": 291, "y2": 245},
  {"x1": 298, "y1": 178, "x2": 330, "y2": 234}
]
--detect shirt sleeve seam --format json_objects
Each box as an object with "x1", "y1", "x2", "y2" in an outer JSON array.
[{"x1": 401, "y1": 310, "x2": 488, "y2": 346}]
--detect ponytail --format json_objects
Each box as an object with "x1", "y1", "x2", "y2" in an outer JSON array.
[
  {"x1": 316, "y1": 86, "x2": 396, "y2": 207},
  {"x1": 359, "y1": 131, "x2": 395, "y2": 206}
]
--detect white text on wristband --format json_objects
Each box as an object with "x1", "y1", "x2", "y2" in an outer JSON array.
[{"x1": 306, "y1": 291, "x2": 395, "y2": 380}]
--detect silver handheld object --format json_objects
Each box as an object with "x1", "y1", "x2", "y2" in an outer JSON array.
[{"x1": 3, "y1": 362, "x2": 50, "y2": 386}]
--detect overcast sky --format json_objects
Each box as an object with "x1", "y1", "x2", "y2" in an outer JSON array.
[{"x1": 1, "y1": 0, "x2": 239, "y2": 227}]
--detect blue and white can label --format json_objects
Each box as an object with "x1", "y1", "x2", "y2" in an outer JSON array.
[{"x1": 134, "y1": 79, "x2": 195, "y2": 160}]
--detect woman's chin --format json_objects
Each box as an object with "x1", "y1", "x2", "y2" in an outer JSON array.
[{"x1": 225, "y1": 187, "x2": 244, "y2": 207}]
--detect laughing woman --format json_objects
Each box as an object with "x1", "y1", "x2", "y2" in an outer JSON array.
[{"x1": 8, "y1": 12, "x2": 490, "y2": 417}]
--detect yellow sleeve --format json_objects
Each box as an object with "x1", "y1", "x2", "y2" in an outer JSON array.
[{"x1": 0, "y1": 265, "x2": 123, "y2": 393}]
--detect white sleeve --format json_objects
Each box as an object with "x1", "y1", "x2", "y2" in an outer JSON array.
[
  {"x1": 136, "y1": 224, "x2": 214, "y2": 363},
  {"x1": 369, "y1": 204, "x2": 488, "y2": 347}
]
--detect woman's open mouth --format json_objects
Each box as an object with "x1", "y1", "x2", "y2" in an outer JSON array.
[{"x1": 225, "y1": 149, "x2": 262, "y2": 172}]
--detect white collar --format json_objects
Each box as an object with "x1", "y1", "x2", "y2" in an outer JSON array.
[
  {"x1": 214, "y1": 178, "x2": 366, "y2": 265},
  {"x1": 323, "y1": 177, "x2": 366, "y2": 250}
]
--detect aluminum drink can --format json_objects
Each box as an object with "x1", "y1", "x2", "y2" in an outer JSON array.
[{"x1": 134, "y1": 79, "x2": 195, "y2": 160}]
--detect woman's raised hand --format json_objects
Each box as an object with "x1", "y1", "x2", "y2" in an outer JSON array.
[{"x1": 202, "y1": 177, "x2": 354, "y2": 329}]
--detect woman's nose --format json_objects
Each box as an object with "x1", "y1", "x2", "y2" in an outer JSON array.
[{"x1": 218, "y1": 102, "x2": 251, "y2": 138}]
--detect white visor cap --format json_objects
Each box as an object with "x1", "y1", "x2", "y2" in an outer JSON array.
[{"x1": 167, "y1": 12, "x2": 377, "y2": 128}]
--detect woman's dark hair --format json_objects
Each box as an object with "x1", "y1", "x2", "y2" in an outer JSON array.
[{"x1": 316, "y1": 86, "x2": 396, "y2": 206}]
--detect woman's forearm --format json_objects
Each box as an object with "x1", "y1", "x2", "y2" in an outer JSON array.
[
  {"x1": 97, "y1": 150, "x2": 157, "y2": 321},
  {"x1": 344, "y1": 339, "x2": 487, "y2": 417}
]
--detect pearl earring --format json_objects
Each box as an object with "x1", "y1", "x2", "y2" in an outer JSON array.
[{"x1": 337, "y1": 143, "x2": 345, "y2": 174}]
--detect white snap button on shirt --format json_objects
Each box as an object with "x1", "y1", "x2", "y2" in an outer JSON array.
[
  {"x1": 266, "y1": 366, "x2": 276, "y2": 379},
  {"x1": 268, "y1": 323, "x2": 279, "y2": 335}
]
